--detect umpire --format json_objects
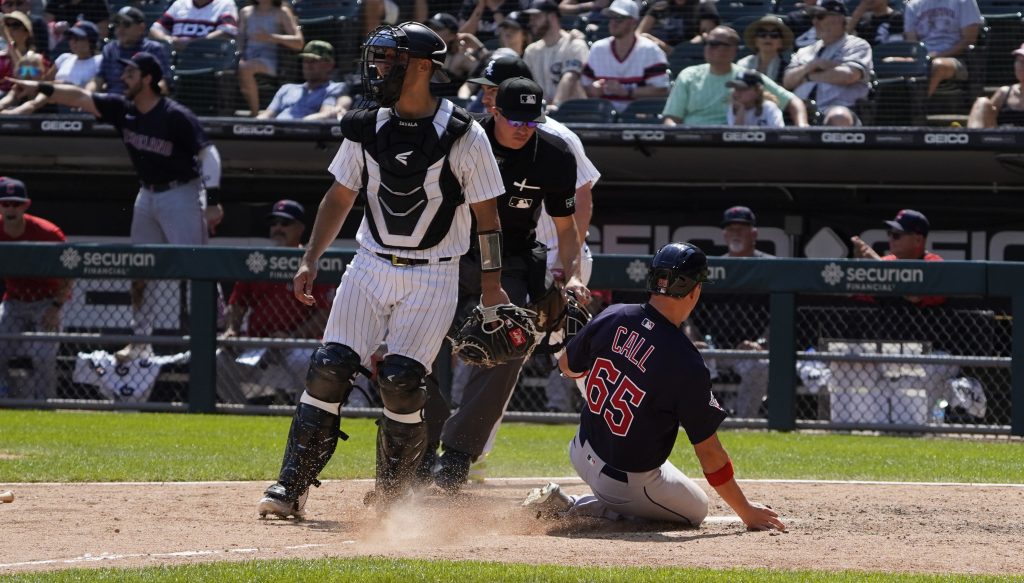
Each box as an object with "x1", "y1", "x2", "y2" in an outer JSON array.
[
  {"x1": 7, "y1": 52, "x2": 224, "y2": 359},
  {"x1": 428, "y1": 77, "x2": 589, "y2": 492}
]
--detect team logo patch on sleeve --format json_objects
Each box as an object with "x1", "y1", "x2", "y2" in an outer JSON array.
[{"x1": 641, "y1": 318, "x2": 654, "y2": 330}]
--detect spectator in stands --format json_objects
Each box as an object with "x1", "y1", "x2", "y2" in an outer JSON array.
[
  {"x1": 738, "y1": 15, "x2": 793, "y2": 85},
  {"x1": 0, "y1": 10, "x2": 45, "y2": 94},
  {"x1": 99, "y1": 6, "x2": 171, "y2": 95},
  {"x1": 217, "y1": 199, "x2": 333, "y2": 404},
  {"x1": 1, "y1": 0, "x2": 50, "y2": 59},
  {"x1": 581, "y1": 0, "x2": 670, "y2": 111},
  {"x1": 0, "y1": 177, "x2": 71, "y2": 400},
  {"x1": 496, "y1": 13, "x2": 531, "y2": 56},
  {"x1": 848, "y1": 0, "x2": 904, "y2": 45},
  {"x1": 726, "y1": 69, "x2": 785, "y2": 127},
  {"x1": 459, "y1": 0, "x2": 520, "y2": 42},
  {"x1": 721, "y1": 205, "x2": 774, "y2": 258},
  {"x1": 851, "y1": 208, "x2": 946, "y2": 306},
  {"x1": 258, "y1": 40, "x2": 351, "y2": 120},
  {"x1": 523, "y1": 0, "x2": 588, "y2": 107},
  {"x1": 55, "y1": 21, "x2": 101, "y2": 89},
  {"x1": 783, "y1": 0, "x2": 872, "y2": 126},
  {"x1": 427, "y1": 12, "x2": 486, "y2": 92},
  {"x1": 782, "y1": 0, "x2": 820, "y2": 48},
  {"x1": 0, "y1": 52, "x2": 54, "y2": 113},
  {"x1": 236, "y1": 0, "x2": 303, "y2": 118},
  {"x1": 903, "y1": 0, "x2": 981, "y2": 97},
  {"x1": 968, "y1": 43, "x2": 1024, "y2": 128},
  {"x1": 663, "y1": 25, "x2": 808, "y2": 125},
  {"x1": 149, "y1": 0, "x2": 238, "y2": 51},
  {"x1": 44, "y1": 0, "x2": 109, "y2": 43},
  {"x1": 637, "y1": 0, "x2": 707, "y2": 48}
]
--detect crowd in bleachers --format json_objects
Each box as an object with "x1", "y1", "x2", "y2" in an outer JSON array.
[{"x1": 1, "y1": 0, "x2": 1023, "y2": 125}]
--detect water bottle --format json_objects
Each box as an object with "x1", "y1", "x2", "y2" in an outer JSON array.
[{"x1": 931, "y1": 399, "x2": 948, "y2": 425}]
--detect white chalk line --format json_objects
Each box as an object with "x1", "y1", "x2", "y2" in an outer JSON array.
[{"x1": 0, "y1": 544, "x2": 333, "y2": 570}]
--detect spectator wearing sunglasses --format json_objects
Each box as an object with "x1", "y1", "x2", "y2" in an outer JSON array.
[
  {"x1": 848, "y1": 0, "x2": 903, "y2": 45},
  {"x1": 738, "y1": 15, "x2": 793, "y2": 85},
  {"x1": 0, "y1": 177, "x2": 72, "y2": 400},
  {"x1": 663, "y1": 25, "x2": 807, "y2": 126},
  {"x1": 1, "y1": 10, "x2": 48, "y2": 93},
  {"x1": 851, "y1": 209, "x2": 945, "y2": 307},
  {"x1": 427, "y1": 76, "x2": 588, "y2": 493},
  {"x1": 0, "y1": 51, "x2": 56, "y2": 112},
  {"x1": 216, "y1": 199, "x2": 335, "y2": 404},
  {"x1": 98, "y1": 7, "x2": 170, "y2": 95},
  {"x1": 783, "y1": 0, "x2": 872, "y2": 126},
  {"x1": 0, "y1": 0, "x2": 50, "y2": 59}
]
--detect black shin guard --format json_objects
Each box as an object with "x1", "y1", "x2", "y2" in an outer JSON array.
[
  {"x1": 374, "y1": 416, "x2": 428, "y2": 502},
  {"x1": 275, "y1": 403, "x2": 347, "y2": 501}
]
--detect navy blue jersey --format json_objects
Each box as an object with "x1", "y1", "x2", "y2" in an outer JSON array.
[
  {"x1": 480, "y1": 115, "x2": 577, "y2": 255},
  {"x1": 92, "y1": 94, "x2": 209, "y2": 185},
  {"x1": 565, "y1": 302, "x2": 728, "y2": 472}
]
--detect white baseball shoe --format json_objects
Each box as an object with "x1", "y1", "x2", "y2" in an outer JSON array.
[
  {"x1": 522, "y1": 482, "x2": 572, "y2": 517},
  {"x1": 257, "y1": 484, "x2": 308, "y2": 519}
]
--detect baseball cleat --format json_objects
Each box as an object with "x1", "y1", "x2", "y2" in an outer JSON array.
[
  {"x1": 257, "y1": 484, "x2": 308, "y2": 519},
  {"x1": 522, "y1": 482, "x2": 572, "y2": 517}
]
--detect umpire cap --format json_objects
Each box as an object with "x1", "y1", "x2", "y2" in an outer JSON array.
[{"x1": 646, "y1": 242, "x2": 710, "y2": 297}]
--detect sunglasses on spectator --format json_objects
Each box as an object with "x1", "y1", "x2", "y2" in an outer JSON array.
[
  {"x1": 887, "y1": 231, "x2": 905, "y2": 240},
  {"x1": 812, "y1": 12, "x2": 834, "y2": 20},
  {"x1": 0, "y1": 201, "x2": 26, "y2": 208},
  {"x1": 4, "y1": 20, "x2": 26, "y2": 29},
  {"x1": 17, "y1": 64, "x2": 40, "y2": 77},
  {"x1": 504, "y1": 118, "x2": 539, "y2": 129},
  {"x1": 756, "y1": 29, "x2": 782, "y2": 38},
  {"x1": 268, "y1": 218, "x2": 297, "y2": 227},
  {"x1": 706, "y1": 40, "x2": 736, "y2": 48}
]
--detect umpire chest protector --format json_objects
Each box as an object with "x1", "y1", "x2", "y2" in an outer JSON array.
[{"x1": 340, "y1": 102, "x2": 472, "y2": 250}]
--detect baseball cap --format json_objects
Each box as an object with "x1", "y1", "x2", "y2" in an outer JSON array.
[
  {"x1": 0, "y1": 176, "x2": 28, "y2": 202},
  {"x1": 721, "y1": 205, "x2": 756, "y2": 227},
  {"x1": 603, "y1": 0, "x2": 640, "y2": 20},
  {"x1": 2, "y1": 10, "x2": 32, "y2": 31},
  {"x1": 809, "y1": 0, "x2": 847, "y2": 16},
  {"x1": 66, "y1": 20, "x2": 100, "y2": 44},
  {"x1": 426, "y1": 12, "x2": 459, "y2": 33},
  {"x1": 885, "y1": 209, "x2": 929, "y2": 235},
  {"x1": 115, "y1": 6, "x2": 146, "y2": 24},
  {"x1": 495, "y1": 77, "x2": 546, "y2": 123},
  {"x1": 268, "y1": 199, "x2": 305, "y2": 223},
  {"x1": 469, "y1": 55, "x2": 534, "y2": 86},
  {"x1": 524, "y1": 0, "x2": 560, "y2": 16},
  {"x1": 299, "y1": 40, "x2": 335, "y2": 61},
  {"x1": 1012, "y1": 42, "x2": 1024, "y2": 57},
  {"x1": 726, "y1": 69, "x2": 764, "y2": 89},
  {"x1": 118, "y1": 51, "x2": 164, "y2": 83}
]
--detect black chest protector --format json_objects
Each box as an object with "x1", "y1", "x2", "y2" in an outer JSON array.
[{"x1": 340, "y1": 103, "x2": 473, "y2": 250}]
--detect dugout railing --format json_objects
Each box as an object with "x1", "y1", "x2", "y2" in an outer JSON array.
[{"x1": 0, "y1": 243, "x2": 1021, "y2": 437}]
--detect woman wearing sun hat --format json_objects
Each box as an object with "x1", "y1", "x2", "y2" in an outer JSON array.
[{"x1": 738, "y1": 15, "x2": 792, "y2": 84}]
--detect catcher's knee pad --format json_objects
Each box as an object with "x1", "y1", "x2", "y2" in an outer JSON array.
[
  {"x1": 377, "y1": 354, "x2": 427, "y2": 415},
  {"x1": 305, "y1": 343, "x2": 361, "y2": 403}
]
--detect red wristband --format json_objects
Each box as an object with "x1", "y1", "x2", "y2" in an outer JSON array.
[{"x1": 704, "y1": 460, "x2": 734, "y2": 487}]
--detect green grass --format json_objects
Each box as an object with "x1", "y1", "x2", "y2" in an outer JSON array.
[
  {"x1": 2, "y1": 558, "x2": 1020, "y2": 583},
  {"x1": 0, "y1": 409, "x2": 1021, "y2": 483}
]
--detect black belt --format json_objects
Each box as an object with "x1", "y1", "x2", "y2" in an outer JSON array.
[
  {"x1": 375, "y1": 252, "x2": 453, "y2": 267},
  {"x1": 577, "y1": 426, "x2": 629, "y2": 484},
  {"x1": 141, "y1": 179, "x2": 191, "y2": 193}
]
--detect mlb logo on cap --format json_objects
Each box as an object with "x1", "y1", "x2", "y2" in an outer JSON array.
[{"x1": 520, "y1": 94, "x2": 537, "y2": 105}]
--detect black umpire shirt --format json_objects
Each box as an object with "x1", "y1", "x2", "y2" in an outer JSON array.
[{"x1": 479, "y1": 115, "x2": 578, "y2": 255}]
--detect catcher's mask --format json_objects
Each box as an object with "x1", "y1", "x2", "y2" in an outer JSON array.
[
  {"x1": 646, "y1": 242, "x2": 710, "y2": 298},
  {"x1": 360, "y1": 22, "x2": 449, "y2": 107}
]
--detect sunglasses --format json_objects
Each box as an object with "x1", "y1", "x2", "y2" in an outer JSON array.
[
  {"x1": 4, "y1": 21, "x2": 26, "y2": 29},
  {"x1": 504, "y1": 118, "x2": 539, "y2": 128},
  {"x1": 706, "y1": 40, "x2": 736, "y2": 48},
  {"x1": 0, "y1": 201, "x2": 26, "y2": 208},
  {"x1": 17, "y1": 64, "x2": 40, "y2": 77},
  {"x1": 268, "y1": 218, "x2": 297, "y2": 227},
  {"x1": 756, "y1": 29, "x2": 782, "y2": 38},
  {"x1": 887, "y1": 231, "x2": 905, "y2": 240},
  {"x1": 812, "y1": 12, "x2": 835, "y2": 20}
]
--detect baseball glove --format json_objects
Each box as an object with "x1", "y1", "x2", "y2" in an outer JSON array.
[
  {"x1": 528, "y1": 283, "x2": 568, "y2": 335},
  {"x1": 532, "y1": 290, "x2": 592, "y2": 354},
  {"x1": 449, "y1": 303, "x2": 539, "y2": 367}
]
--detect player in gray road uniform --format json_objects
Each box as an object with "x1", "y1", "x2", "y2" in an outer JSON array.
[{"x1": 524, "y1": 243, "x2": 786, "y2": 531}]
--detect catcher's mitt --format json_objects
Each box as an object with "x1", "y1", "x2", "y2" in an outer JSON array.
[
  {"x1": 532, "y1": 289, "x2": 592, "y2": 354},
  {"x1": 449, "y1": 303, "x2": 539, "y2": 367}
]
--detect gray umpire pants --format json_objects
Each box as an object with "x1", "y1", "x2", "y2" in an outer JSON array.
[{"x1": 439, "y1": 255, "x2": 530, "y2": 459}]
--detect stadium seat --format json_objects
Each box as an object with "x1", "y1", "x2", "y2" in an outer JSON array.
[
  {"x1": 974, "y1": 0, "x2": 1024, "y2": 87},
  {"x1": 667, "y1": 42, "x2": 706, "y2": 78},
  {"x1": 617, "y1": 98, "x2": 667, "y2": 123},
  {"x1": 715, "y1": 0, "x2": 773, "y2": 25},
  {"x1": 871, "y1": 41, "x2": 930, "y2": 125},
  {"x1": 172, "y1": 38, "x2": 238, "y2": 115},
  {"x1": 549, "y1": 98, "x2": 617, "y2": 123}
]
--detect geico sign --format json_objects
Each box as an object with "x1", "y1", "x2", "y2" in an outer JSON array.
[
  {"x1": 621, "y1": 129, "x2": 665, "y2": 141},
  {"x1": 924, "y1": 133, "x2": 969, "y2": 145},
  {"x1": 821, "y1": 132, "x2": 865, "y2": 144},
  {"x1": 40, "y1": 120, "x2": 83, "y2": 132},
  {"x1": 233, "y1": 124, "x2": 275, "y2": 136},
  {"x1": 722, "y1": 131, "x2": 766, "y2": 143}
]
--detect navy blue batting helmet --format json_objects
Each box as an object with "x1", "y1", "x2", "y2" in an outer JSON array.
[{"x1": 646, "y1": 242, "x2": 709, "y2": 297}]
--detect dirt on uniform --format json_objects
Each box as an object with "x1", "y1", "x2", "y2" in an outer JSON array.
[{"x1": 1, "y1": 479, "x2": 1023, "y2": 576}]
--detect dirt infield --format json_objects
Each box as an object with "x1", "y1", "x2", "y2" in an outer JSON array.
[{"x1": 2, "y1": 479, "x2": 1023, "y2": 576}]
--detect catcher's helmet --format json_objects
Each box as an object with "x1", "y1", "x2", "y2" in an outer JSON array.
[
  {"x1": 646, "y1": 242, "x2": 709, "y2": 297},
  {"x1": 360, "y1": 22, "x2": 448, "y2": 106}
]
